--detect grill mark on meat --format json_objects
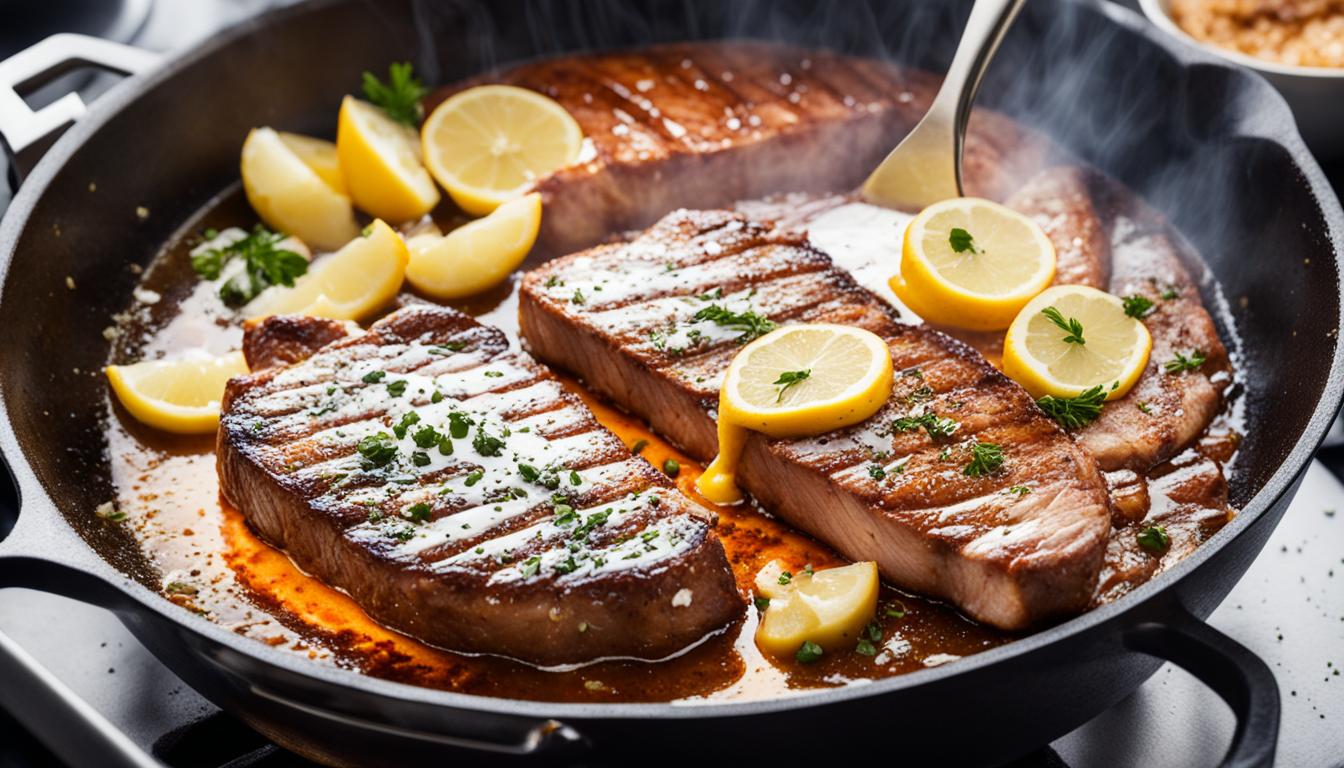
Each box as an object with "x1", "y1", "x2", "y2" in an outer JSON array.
[
  {"x1": 520, "y1": 210, "x2": 1113, "y2": 630},
  {"x1": 219, "y1": 307, "x2": 742, "y2": 665}
]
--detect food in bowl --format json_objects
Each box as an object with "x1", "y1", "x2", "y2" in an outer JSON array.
[{"x1": 1170, "y1": 0, "x2": 1344, "y2": 67}]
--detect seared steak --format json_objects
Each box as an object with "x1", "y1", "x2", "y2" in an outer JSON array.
[
  {"x1": 435, "y1": 41, "x2": 1055, "y2": 256},
  {"x1": 218, "y1": 307, "x2": 742, "y2": 666},
  {"x1": 519, "y1": 210, "x2": 1112, "y2": 630}
]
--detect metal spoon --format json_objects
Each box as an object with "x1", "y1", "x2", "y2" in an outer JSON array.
[{"x1": 862, "y1": 0, "x2": 1026, "y2": 211}]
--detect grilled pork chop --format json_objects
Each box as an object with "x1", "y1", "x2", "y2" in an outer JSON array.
[
  {"x1": 519, "y1": 210, "x2": 1113, "y2": 630},
  {"x1": 436, "y1": 41, "x2": 1055, "y2": 256},
  {"x1": 1006, "y1": 168, "x2": 1233, "y2": 472},
  {"x1": 218, "y1": 307, "x2": 742, "y2": 665}
]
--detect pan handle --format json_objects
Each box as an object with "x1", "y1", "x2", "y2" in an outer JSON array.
[
  {"x1": 0, "y1": 33, "x2": 161, "y2": 181},
  {"x1": 1124, "y1": 604, "x2": 1280, "y2": 768}
]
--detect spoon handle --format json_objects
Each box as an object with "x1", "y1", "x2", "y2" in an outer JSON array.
[
  {"x1": 862, "y1": 0, "x2": 1026, "y2": 210},
  {"x1": 943, "y1": 0, "x2": 1027, "y2": 182}
]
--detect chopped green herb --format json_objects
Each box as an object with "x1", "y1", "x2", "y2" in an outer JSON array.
[
  {"x1": 573, "y1": 510, "x2": 612, "y2": 540},
  {"x1": 429, "y1": 342, "x2": 466, "y2": 355},
  {"x1": 571, "y1": 289, "x2": 586, "y2": 305},
  {"x1": 803, "y1": 564, "x2": 814, "y2": 576},
  {"x1": 691, "y1": 303, "x2": 777, "y2": 343},
  {"x1": 855, "y1": 621, "x2": 882, "y2": 656},
  {"x1": 773, "y1": 369, "x2": 811, "y2": 402},
  {"x1": 484, "y1": 370, "x2": 504, "y2": 378},
  {"x1": 795, "y1": 640, "x2": 824, "y2": 664},
  {"x1": 1036, "y1": 383, "x2": 1112, "y2": 429},
  {"x1": 386, "y1": 379, "x2": 407, "y2": 397},
  {"x1": 1041, "y1": 306, "x2": 1085, "y2": 345},
  {"x1": 1007, "y1": 485, "x2": 1031, "y2": 497},
  {"x1": 1137, "y1": 401, "x2": 1152, "y2": 415},
  {"x1": 893, "y1": 412, "x2": 959, "y2": 439},
  {"x1": 362, "y1": 370, "x2": 386, "y2": 384},
  {"x1": 405, "y1": 502, "x2": 431, "y2": 522},
  {"x1": 448, "y1": 411, "x2": 473, "y2": 439},
  {"x1": 191, "y1": 225, "x2": 308, "y2": 307},
  {"x1": 545, "y1": 275, "x2": 562, "y2": 288},
  {"x1": 462, "y1": 469, "x2": 484, "y2": 487},
  {"x1": 885, "y1": 601, "x2": 907, "y2": 619},
  {"x1": 1160, "y1": 287, "x2": 1179, "y2": 300},
  {"x1": 777, "y1": 570, "x2": 793, "y2": 585},
  {"x1": 1164, "y1": 350, "x2": 1206, "y2": 374},
  {"x1": 1122, "y1": 295, "x2": 1155, "y2": 319},
  {"x1": 868, "y1": 464, "x2": 886, "y2": 481},
  {"x1": 1137, "y1": 524, "x2": 1171, "y2": 553},
  {"x1": 392, "y1": 411, "x2": 421, "y2": 439},
  {"x1": 472, "y1": 427, "x2": 505, "y2": 457},
  {"x1": 411, "y1": 451, "x2": 430, "y2": 467},
  {"x1": 361, "y1": 62, "x2": 427, "y2": 126},
  {"x1": 630, "y1": 438, "x2": 649, "y2": 455},
  {"x1": 570, "y1": 470, "x2": 582, "y2": 485},
  {"x1": 963, "y1": 442, "x2": 1005, "y2": 477},
  {"x1": 357, "y1": 432, "x2": 398, "y2": 469},
  {"x1": 412, "y1": 425, "x2": 440, "y2": 449},
  {"x1": 753, "y1": 596, "x2": 771, "y2": 611},
  {"x1": 437, "y1": 436, "x2": 453, "y2": 455},
  {"x1": 696, "y1": 287, "x2": 723, "y2": 301},
  {"x1": 662, "y1": 458, "x2": 680, "y2": 477},
  {"x1": 948, "y1": 227, "x2": 980, "y2": 254},
  {"x1": 520, "y1": 556, "x2": 542, "y2": 578}
]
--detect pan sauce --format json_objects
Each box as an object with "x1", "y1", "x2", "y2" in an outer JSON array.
[{"x1": 100, "y1": 169, "x2": 1242, "y2": 702}]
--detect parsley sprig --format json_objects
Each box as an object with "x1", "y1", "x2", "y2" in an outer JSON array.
[
  {"x1": 949, "y1": 227, "x2": 980, "y2": 254},
  {"x1": 1164, "y1": 350, "x2": 1206, "y2": 374},
  {"x1": 692, "y1": 304, "x2": 777, "y2": 343},
  {"x1": 773, "y1": 369, "x2": 811, "y2": 402},
  {"x1": 1035, "y1": 383, "x2": 1115, "y2": 430},
  {"x1": 361, "y1": 62, "x2": 428, "y2": 126},
  {"x1": 1122, "y1": 295, "x2": 1155, "y2": 319},
  {"x1": 191, "y1": 225, "x2": 308, "y2": 307},
  {"x1": 1041, "y1": 306, "x2": 1085, "y2": 345},
  {"x1": 963, "y1": 442, "x2": 1005, "y2": 477}
]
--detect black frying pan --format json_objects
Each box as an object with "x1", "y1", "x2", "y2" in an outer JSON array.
[{"x1": 1, "y1": 1, "x2": 1341, "y2": 765}]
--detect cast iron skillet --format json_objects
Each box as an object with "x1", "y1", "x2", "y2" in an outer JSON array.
[{"x1": 1, "y1": 0, "x2": 1341, "y2": 765}]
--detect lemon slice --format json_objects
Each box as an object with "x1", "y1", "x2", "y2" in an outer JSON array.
[
  {"x1": 421, "y1": 85, "x2": 583, "y2": 216},
  {"x1": 753, "y1": 559, "x2": 879, "y2": 657},
  {"x1": 890, "y1": 197, "x2": 1056, "y2": 331},
  {"x1": 277, "y1": 131, "x2": 347, "y2": 193},
  {"x1": 106, "y1": 351, "x2": 248, "y2": 434},
  {"x1": 337, "y1": 96, "x2": 441, "y2": 223},
  {"x1": 1002, "y1": 285, "x2": 1152, "y2": 400},
  {"x1": 247, "y1": 219, "x2": 408, "y2": 322},
  {"x1": 406, "y1": 192, "x2": 541, "y2": 299},
  {"x1": 241, "y1": 127, "x2": 360, "y2": 251},
  {"x1": 696, "y1": 324, "x2": 893, "y2": 504}
]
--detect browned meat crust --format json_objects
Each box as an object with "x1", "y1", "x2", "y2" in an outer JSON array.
[
  {"x1": 241, "y1": 315, "x2": 351, "y2": 371},
  {"x1": 218, "y1": 308, "x2": 742, "y2": 666},
  {"x1": 1070, "y1": 172, "x2": 1233, "y2": 472},
  {"x1": 519, "y1": 210, "x2": 1113, "y2": 630},
  {"x1": 432, "y1": 41, "x2": 1055, "y2": 257}
]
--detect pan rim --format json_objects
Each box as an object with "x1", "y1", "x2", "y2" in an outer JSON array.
[{"x1": 1, "y1": 0, "x2": 1342, "y2": 723}]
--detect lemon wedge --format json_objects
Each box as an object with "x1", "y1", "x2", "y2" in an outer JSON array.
[
  {"x1": 1002, "y1": 285, "x2": 1152, "y2": 400},
  {"x1": 106, "y1": 351, "x2": 248, "y2": 434},
  {"x1": 241, "y1": 127, "x2": 360, "y2": 251},
  {"x1": 337, "y1": 96, "x2": 441, "y2": 223},
  {"x1": 247, "y1": 219, "x2": 408, "y2": 322},
  {"x1": 753, "y1": 560, "x2": 879, "y2": 658},
  {"x1": 277, "y1": 131, "x2": 347, "y2": 193},
  {"x1": 890, "y1": 197, "x2": 1056, "y2": 331},
  {"x1": 405, "y1": 192, "x2": 541, "y2": 299},
  {"x1": 421, "y1": 85, "x2": 583, "y2": 216},
  {"x1": 696, "y1": 324, "x2": 893, "y2": 504}
]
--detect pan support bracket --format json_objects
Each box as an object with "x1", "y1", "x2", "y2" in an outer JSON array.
[{"x1": 0, "y1": 33, "x2": 160, "y2": 186}]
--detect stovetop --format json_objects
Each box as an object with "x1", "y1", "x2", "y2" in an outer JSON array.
[{"x1": 1, "y1": 2, "x2": 1342, "y2": 766}]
